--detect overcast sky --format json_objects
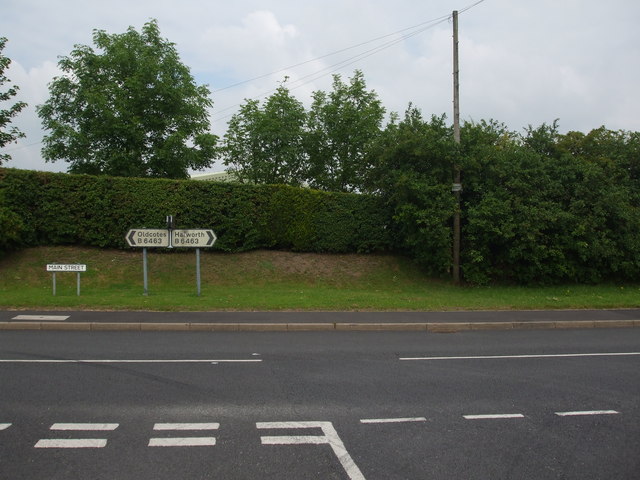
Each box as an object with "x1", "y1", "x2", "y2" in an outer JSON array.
[{"x1": 2, "y1": 0, "x2": 639, "y2": 174}]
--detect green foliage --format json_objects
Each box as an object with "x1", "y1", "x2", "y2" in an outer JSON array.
[
  {"x1": 306, "y1": 70, "x2": 386, "y2": 192},
  {"x1": 0, "y1": 37, "x2": 27, "y2": 165},
  {"x1": 461, "y1": 121, "x2": 640, "y2": 284},
  {"x1": 37, "y1": 20, "x2": 216, "y2": 178},
  {"x1": 222, "y1": 84, "x2": 307, "y2": 186},
  {"x1": 369, "y1": 107, "x2": 640, "y2": 285},
  {"x1": 370, "y1": 108, "x2": 456, "y2": 276},
  {"x1": 222, "y1": 70, "x2": 385, "y2": 193},
  {"x1": 262, "y1": 185, "x2": 390, "y2": 253},
  {"x1": 0, "y1": 168, "x2": 391, "y2": 255}
]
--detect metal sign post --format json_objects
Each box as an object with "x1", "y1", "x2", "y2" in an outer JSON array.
[
  {"x1": 46, "y1": 264, "x2": 87, "y2": 296},
  {"x1": 196, "y1": 248, "x2": 201, "y2": 296},
  {"x1": 126, "y1": 225, "x2": 216, "y2": 297},
  {"x1": 143, "y1": 247, "x2": 149, "y2": 296},
  {"x1": 126, "y1": 229, "x2": 170, "y2": 295},
  {"x1": 171, "y1": 230, "x2": 216, "y2": 297}
]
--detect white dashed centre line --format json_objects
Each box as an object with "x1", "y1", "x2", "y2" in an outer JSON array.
[
  {"x1": 360, "y1": 417, "x2": 427, "y2": 424},
  {"x1": 400, "y1": 352, "x2": 640, "y2": 361},
  {"x1": 464, "y1": 414, "x2": 525, "y2": 420},
  {"x1": 0, "y1": 359, "x2": 262, "y2": 364},
  {"x1": 555, "y1": 410, "x2": 619, "y2": 416},
  {"x1": 0, "y1": 423, "x2": 11, "y2": 430}
]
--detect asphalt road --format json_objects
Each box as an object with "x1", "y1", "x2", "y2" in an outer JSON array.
[{"x1": 1, "y1": 328, "x2": 639, "y2": 479}]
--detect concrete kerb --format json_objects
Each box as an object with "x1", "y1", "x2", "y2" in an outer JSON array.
[
  {"x1": 91, "y1": 322, "x2": 140, "y2": 331},
  {"x1": 554, "y1": 321, "x2": 596, "y2": 329},
  {"x1": 286, "y1": 323, "x2": 335, "y2": 331},
  {"x1": 0, "y1": 319, "x2": 638, "y2": 332},
  {"x1": 336, "y1": 323, "x2": 428, "y2": 331},
  {"x1": 512, "y1": 321, "x2": 556, "y2": 330}
]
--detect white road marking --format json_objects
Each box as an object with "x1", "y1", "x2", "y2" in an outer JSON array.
[
  {"x1": 0, "y1": 359, "x2": 262, "y2": 364},
  {"x1": 360, "y1": 417, "x2": 427, "y2": 424},
  {"x1": 261, "y1": 435, "x2": 329, "y2": 444},
  {"x1": 11, "y1": 315, "x2": 69, "y2": 321},
  {"x1": 0, "y1": 423, "x2": 11, "y2": 430},
  {"x1": 50, "y1": 423, "x2": 119, "y2": 430},
  {"x1": 35, "y1": 439, "x2": 107, "y2": 448},
  {"x1": 258, "y1": 421, "x2": 366, "y2": 480},
  {"x1": 400, "y1": 352, "x2": 640, "y2": 361},
  {"x1": 463, "y1": 414, "x2": 525, "y2": 420},
  {"x1": 35, "y1": 423, "x2": 118, "y2": 449},
  {"x1": 149, "y1": 423, "x2": 219, "y2": 447},
  {"x1": 555, "y1": 410, "x2": 619, "y2": 417},
  {"x1": 148, "y1": 437, "x2": 217, "y2": 447},
  {"x1": 153, "y1": 423, "x2": 219, "y2": 431}
]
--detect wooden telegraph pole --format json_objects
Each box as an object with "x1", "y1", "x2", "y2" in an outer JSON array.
[{"x1": 452, "y1": 10, "x2": 462, "y2": 284}]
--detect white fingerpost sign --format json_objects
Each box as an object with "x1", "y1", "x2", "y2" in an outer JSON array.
[
  {"x1": 125, "y1": 221, "x2": 217, "y2": 296},
  {"x1": 171, "y1": 229, "x2": 217, "y2": 248},
  {"x1": 46, "y1": 264, "x2": 87, "y2": 296},
  {"x1": 125, "y1": 229, "x2": 170, "y2": 248}
]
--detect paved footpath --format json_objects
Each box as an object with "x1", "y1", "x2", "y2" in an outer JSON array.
[{"x1": 1, "y1": 309, "x2": 639, "y2": 331}]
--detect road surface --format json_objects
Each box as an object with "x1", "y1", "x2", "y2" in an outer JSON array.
[{"x1": 0, "y1": 327, "x2": 638, "y2": 479}]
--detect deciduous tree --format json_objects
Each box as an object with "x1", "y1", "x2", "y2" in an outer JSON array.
[
  {"x1": 0, "y1": 37, "x2": 27, "y2": 165},
  {"x1": 222, "y1": 84, "x2": 307, "y2": 186},
  {"x1": 305, "y1": 70, "x2": 385, "y2": 192},
  {"x1": 37, "y1": 20, "x2": 216, "y2": 178}
]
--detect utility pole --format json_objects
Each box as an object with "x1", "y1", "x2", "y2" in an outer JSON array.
[{"x1": 452, "y1": 10, "x2": 462, "y2": 284}]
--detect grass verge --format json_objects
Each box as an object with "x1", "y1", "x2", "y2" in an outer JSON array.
[{"x1": 1, "y1": 246, "x2": 639, "y2": 311}]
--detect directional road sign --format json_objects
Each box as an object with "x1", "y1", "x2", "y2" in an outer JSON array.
[
  {"x1": 171, "y1": 229, "x2": 217, "y2": 248},
  {"x1": 126, "y1": 229, "x2": 170, "y2": 248}
]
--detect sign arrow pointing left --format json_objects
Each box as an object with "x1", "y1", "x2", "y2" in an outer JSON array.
[{"x1": 125, "y1": 229, "x2": 170, "y2": 247}]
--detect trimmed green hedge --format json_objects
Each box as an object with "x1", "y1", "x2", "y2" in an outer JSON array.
[{"x1": 0, "y1": 168, "x2": 393, "y2": 254}]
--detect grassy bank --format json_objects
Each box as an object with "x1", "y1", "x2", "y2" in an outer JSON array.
[{"x1": 1, "y1": 246, "x2": 639, "y2": 311}]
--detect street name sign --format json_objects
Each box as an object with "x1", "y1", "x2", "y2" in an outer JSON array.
[
  {"x1": 46, "y1": 264, "x2": 87, "y2": 272},
  {"x1": 46, "y1": 264, "x2": 86, "y2": 295},
  {"x1": 126, "y1": 229, "x2": 170, "y2": 248},
  {"x1": 171, "y1": 229, "x2": 217, "y2": 248}
]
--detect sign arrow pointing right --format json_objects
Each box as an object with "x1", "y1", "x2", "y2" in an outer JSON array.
[{"x1": 206, "y1": 231, "x2": 216, "y2": 246}]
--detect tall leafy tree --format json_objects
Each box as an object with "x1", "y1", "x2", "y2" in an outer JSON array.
[
  {"x1": 370, "y1": 106, "x2": 456, "y2": 276},
  {"x1": 0, "y1": 37, "x2": 27, "y2": 165},
  {"x1": 37, "y1": 20, "x2": 216, "y2": 178},
  {"x1": 222, "y1": 83, "x2": 307, "y2": 186},
  {"x1": 306, "y1": 70, "x2": 385, "y2": 192}
]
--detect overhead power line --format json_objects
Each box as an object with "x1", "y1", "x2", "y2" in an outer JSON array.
[
  {"x1": 211, "y1": 18, "x2": 449, "y2": 121},
  {"x1": 210, "y1": 0, "x2": 486, "y2": 123},
  {"x1": 212, "y1": 0, "x2": 485, "y2": 96},
  {"x1": 212, "y1": 14, "x2": 451, "y2": 94},
  {"x1": 1, "y1": 140, "x2": 42, "y2": 153}
]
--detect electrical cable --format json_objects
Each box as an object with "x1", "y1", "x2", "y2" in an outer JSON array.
[{"x1": 211, "y1": 0, "x2": 485, "y2": 123}]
